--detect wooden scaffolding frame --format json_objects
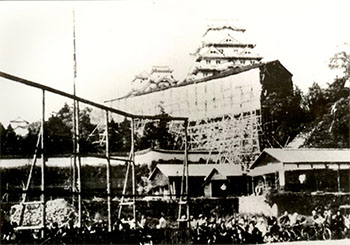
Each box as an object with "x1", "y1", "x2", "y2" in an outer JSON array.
[{"x1": 0, "y1": 70, "x2": 189, "y2": 235}]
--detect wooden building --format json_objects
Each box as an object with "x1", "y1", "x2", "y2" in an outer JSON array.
[
  {"x1": 249, "y1": 148, "x2": 350, "y2": 194},
  {"x1": 148, "y1": 163, "x2": 247, "y2": 198}
]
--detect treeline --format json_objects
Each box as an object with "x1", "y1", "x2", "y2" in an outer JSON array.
[
  {"x1": 261, "y1": 75, "x2": 349, "y2": 149},
  {"x1": 0, "y1": 103, "x2": 179, "y2": 158},
  {"x1": 295, "y1": 46, "x2": 350, "y2": 148}
]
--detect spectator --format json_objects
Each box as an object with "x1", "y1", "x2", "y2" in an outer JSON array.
[
  {"x1": 198, "y1": 214, "x2": 208, "y2": 227},
  {"x1": 289, "y1": 212, "x2": 298, "y2": 226},
  {"x1": 333, "y1": 210, "x2": 345, "y2": 239},
  {"x1": 324, "y1": 208, "x2": 332, "y2": 226},
  {"x1": 255, "y1": 217, "x2": 267, "y2": 236},
  {"x1": 249, "y1": 220, "x2": 263, "y2": 244},
  {"x1": 190, "y1": 215, "x2": 198, "y2": 229},
  {"x1": 157, "y1": 213, "x2": 167, "y2": 229},
  {"x1": 138, "y1": 215, "x2": 147, "y2": 229},
  {"x1": 279, "y1": 211, "x2": 290, "y2": 226}
]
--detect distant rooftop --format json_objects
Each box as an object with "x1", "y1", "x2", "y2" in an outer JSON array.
[
  {"x1": 251, "y1": 148, "x2": 350, "y2": 169},
  {"x1": 150, "y1": 163, "x2": 243, "y2": 179}
]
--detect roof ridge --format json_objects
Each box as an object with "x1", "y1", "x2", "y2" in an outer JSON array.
[{"x1": 267, "y1": 148, "x2": 350, "y2": 151}]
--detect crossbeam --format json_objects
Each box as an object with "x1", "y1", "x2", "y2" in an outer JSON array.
[{"x1": 15, "y1": 225, "x2": 44, "y2": 231}]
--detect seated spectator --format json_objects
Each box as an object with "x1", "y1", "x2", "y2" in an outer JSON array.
[
  {"x1": 332, "y1": 210, "x2": 345, "y2": 238},
  {"x1": 255, "y1": 217, "x2": 267, "y2": 236},
  {"x1": 138, "y1": 215, "x2": 147, "y2": 229},
  {"x1": 279, "y1": 211, "x2": 290, "y2": 226},
  {"x1": 156, "y1": 213, "x2": 167, "y2": 229},
  {"x1": 190, "y1": 215, "x2": 198, "y2": 229},
  {"x1": 289, "y1": 212, "x2": 299, "y2": 226},
  {"x1": 198, "y1": 214, "x2": 208, "y2": 227}
]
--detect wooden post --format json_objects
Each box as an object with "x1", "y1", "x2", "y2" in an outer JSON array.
[
  {"x1": 131, "y1": 119, "x2": 136, "y2": 223},
  {"x1": 72, "y1": 9, "x2": 77, "y2": 205},
  {"x1": 105, "y1": 110, "x2": 112, "y2": 232},
  {"x1": 76, "y1": 100, "x2": 82, "y2": 228},
  {"x1": 72, "y1": 101, "x2": 77, "y2": 204},
  {"x1": 18, "y1": 134, "x2": 41, "y2": 226},
  {"x1": 41, "y1": 89, "x2": 46, "y2": 237},
  {"x1": 178, "y1": 120, "x2": 189, "y2": 225},
  {"x1": 118, "y1": 160, "x2": 130, "y2": 219},
  {"x1": 178, "y1": 149, "x2": 185, "y2": 221},
  {"x1": 337, "y1": 164, "x2": 341, "y2": 192},
  {"x1": 184, "y1": 121, "x2": 190, "y2": 228}
]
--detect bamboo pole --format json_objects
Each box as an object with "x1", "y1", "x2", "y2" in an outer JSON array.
[
  {"x1": 178, "y1": 120, "x2": 189, "y2": 223},
  {"x1": 184, "y1": 121, "x2": 190, "y2": 227},
  {"x1": 72, "y1": 106, "x2": 77, "y2": 203},
  {"x1": 105, "y1": 110, "x2": 112, "y2": 232},
  {"x1": 131, "y1": 119, "x2": 136, "y2": 223},
  {"x1": 118, "y1": 160, "x2": 130, "y2": 219},
  {"x1": 72, "y1": 102, "x2": 77, "y2": 204},
  {"x1": 337, "y1": 164, "x2": 341, "y2": 192},
  {"x1": 76, "y1": 100, "x2": 82, "y2": 228},
  {"x1": 41, "y1": 89, "x2": 46, "y2": 238},
  {"x1": 18, "y1": 133, "x2": 41, "y2": 226},
  {"x1": 72, "y1": 9, "x2": 78, "y2": 212}
]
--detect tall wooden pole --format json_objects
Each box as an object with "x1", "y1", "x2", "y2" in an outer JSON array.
[
  {"x1": 76, "y1": 101, "x2": 82, "y2": 228},
  {"x1": 178, "y1": 127, "x2": 186, "y2": 221},
  {"x1": 72, "y1": 9, "x2": 77, "y2": 204},
  {"x1": 131, "y1": 119, "x2": 136, "y2": 222},
  {"x1": 105, "y1": 110, "x2": 112, "y2": 232},
  {"x1": 72, "y1": 10, "x2": 82, "y2": 228},
  {"x1": 337, "y1": 164, "x2": 341, "y2": 192},
  {"x1": 41, "y1": 89, "x2": 46, "y2": 237},
  {"x1": 184, "y1": 121, "x2": 189, "y2": 227},
  {"x1": 178, "y1": 120, "x2": 189, "y2": 224}
]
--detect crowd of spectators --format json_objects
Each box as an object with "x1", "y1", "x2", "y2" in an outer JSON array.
[{"x1": 1, "y1": 206, "x2": 350, "y2": 244}]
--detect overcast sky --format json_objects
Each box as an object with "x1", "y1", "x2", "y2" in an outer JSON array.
[{"x1": 0, "y1": 0, "x2": 349, "y2": 128}]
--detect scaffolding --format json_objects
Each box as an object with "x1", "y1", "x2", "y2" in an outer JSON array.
[
  {"x1": 187, "y1": 110, "x2": 261, "y2": 168},
  {"x1": 110, "y1": 66, "x2": 263, "y2": 167},
  {"x1": 0, "y1": 70, "x2": 189, "y2": 235}
]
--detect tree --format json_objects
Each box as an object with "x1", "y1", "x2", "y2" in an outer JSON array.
[
  {"x1": 301, "y1": 46, "x2": 350, "y2": 148},
  {"x1": 117, "y1": 118, "x2": 131, "y2": 153},
  {"x1": 303, "y1": 78, "x2": 350, "y2": 148},
  {"x1": 45, "y1": 109, "x2": 72, "y2": 155},
  {"x1": 17, "y1": 121, "x2": 40, "y2": 156},
  {"x1": 136, "y1": 115, "x2": 177, "y2": 151},
  {"x1": 1, "y1": 124, "x2": 22, "y2": 156},
  {"x1": 28, "y1": 103, "x2": 98, "y2": 156},
  {"x1": 108, "y1": 118, "x2": 124, "y2": 154},
  {"x1": 261, "y1": 85, "x2": 308, "y2": 148},
  {"x1": 78, "y1": 107, "x2": 98, "y2": 154},
  {"x1": 329, "y1": 43, "x2": 350, "y2": 79},
  {"x1": 304, "y1": 82, "x2": 327, "y2": 120},
  {"x1": 0, "y1": 122, "x2": 6, "y2": 156}
]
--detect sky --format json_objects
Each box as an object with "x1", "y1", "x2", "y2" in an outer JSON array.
[{"x1": 0, "y1": 0, "x2": 349, "y2": 129}]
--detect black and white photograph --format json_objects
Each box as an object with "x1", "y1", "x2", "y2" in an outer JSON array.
[{"x1": 0, "y1": 0, "x2": 349, "y2": 244}]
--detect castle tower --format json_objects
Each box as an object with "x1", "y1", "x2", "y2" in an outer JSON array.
[
  {"x1": 129, "y1": 66, "x2": 177, "y2": 96},
  {"x1": 188, "y1": 21, "x2": 262, "y2": 80}
]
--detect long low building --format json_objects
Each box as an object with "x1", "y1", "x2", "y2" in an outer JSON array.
[
  {"x1": 145, "y1": 148, "x2": 350, "y2": 198},
  {"x1": 249, "y1": 148, "x2": 350, "y2": 194}
]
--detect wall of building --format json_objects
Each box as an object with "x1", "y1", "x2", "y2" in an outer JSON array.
[
  {"x1": 113, "y1": 68, "x2": 261, "y2": 121},
  {"x1": 284, "y1": 169, "x2": 350, "y2": 192}
]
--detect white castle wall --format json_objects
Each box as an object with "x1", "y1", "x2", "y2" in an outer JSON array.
[{"x1": 113, "y1": 68, "x2": 261, "y2": 121}]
